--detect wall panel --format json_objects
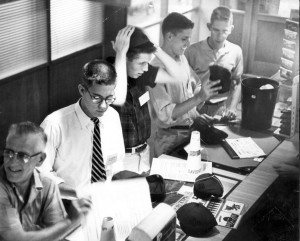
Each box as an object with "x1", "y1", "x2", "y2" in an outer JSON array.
[
  {"x1": 0, "y1": 68, "x2": 48, "y2": 149},
  {"x1": 228, "y1": 11, "x2": 244, "y2": 47},
  {"x1": 49, "y1": 46, "x2": 103, "y2": 113},
  {"x1": 0, "y1": 5, "x2": 126, "y2": 152}
]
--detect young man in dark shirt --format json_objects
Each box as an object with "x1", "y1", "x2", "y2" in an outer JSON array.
[{"x1": 113, "y1": 27, "x2": 187, "y2": 175}]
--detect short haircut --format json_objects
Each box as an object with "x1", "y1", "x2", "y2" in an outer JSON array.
[
  {"x1": 81, "y1": 59, "x2": 117, "y2": 87},
  {"x1": 127, "y1": 27, "x2": 156, "y2": 61},
  {"x1": 7, "y1": 121, "x2": 47, "y2": 146},
  {"x1": 162, "y1": 12, "x2": 194, "y2": 36},
  {"x1": 210, "y1": 6, "x2": 233, "y2": 25}
]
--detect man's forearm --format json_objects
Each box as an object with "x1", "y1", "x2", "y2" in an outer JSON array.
[
  {"x1": 229, "y1": 82, "x2": 241, "y2": 110},
  {"x1": 172, "y1": 95, "x2": 205, "y2": 120},
  {"x1": 1, "y1": 219, "x2": 79, "y2": 241},
  {"x1": 154, "y1": 47, "x2": 186, "y2": 81},
  {"x1": 113, "y1": 51, "x2": 127, "y2": 105},
  {"x1": 111, "y1": 26, "x2": 134, "y2": 105}
]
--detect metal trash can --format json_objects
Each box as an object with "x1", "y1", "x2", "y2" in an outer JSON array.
[{"x1": 241, "y1": 77, "x2": 279, "y2": 130}]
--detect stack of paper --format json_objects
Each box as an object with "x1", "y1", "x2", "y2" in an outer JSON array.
[
  {"x1": 150, "y1": 157, "x2": 212, "y2": 183},
  {"x1": 67, "y1": 178, "x2": 153, "y2": 241}
]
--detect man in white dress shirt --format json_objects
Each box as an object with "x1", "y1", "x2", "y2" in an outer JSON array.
[{"x1": 39, "y1": 27, "x2": 134, "y2": 197}]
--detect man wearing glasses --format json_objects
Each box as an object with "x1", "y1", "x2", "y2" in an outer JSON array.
[
  {"x1": 185, "y1": 6, "x2": 243, "y2": 124},
  {"x1": 0, "y1": 121, "x2": 91, "y2": 241},
  {"x1": 39, "y1": 58, "x2": 126, "y2": 197},
  {"x1": 38, "y1": 27, "x2": 134, "y2": 197}
]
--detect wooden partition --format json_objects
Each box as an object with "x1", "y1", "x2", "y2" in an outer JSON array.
[
  {"x1": 49, "y1": 46, "x2": 103, "y2": 113},
  {"x1": 0, "y1": 5, "x2": 127, "y2": 151},
  {"x1": 0, "y1": 46, "x2": 102, "y2": 150},
  {"x1": 0, "y1": 68, "x2": 48, "y2": 149}
]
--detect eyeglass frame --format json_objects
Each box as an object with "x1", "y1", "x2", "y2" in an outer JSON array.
[
  {"x1": 2, "y1": 148, "x2": 42, "y2": 164},
  {"x1": 84, "y1": 87, "x2": 116, "y2": 105}
]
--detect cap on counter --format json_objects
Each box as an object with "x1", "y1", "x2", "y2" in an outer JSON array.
[
  {"x1": 191, "y1": 118, "x2": 228, "y2": 145},
  {"x1": 177, "y1": 202, "x2": 217, "y2": 237},
  {"x1": 193, "y1": 173, "x2": 224, "y2": 199}
]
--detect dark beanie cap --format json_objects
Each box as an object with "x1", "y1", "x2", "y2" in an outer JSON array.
[
  {"x1": 146, "y1": 174, "x2": 166, "y2": 202},
  {"x1": 177, "y1": 202, "x2": 217, "y2": 237},
  {"x1": 209, "y1": 65, "x2": 232, "y2": 93},
  {"x1": 193, "y1": 173, "x2": 224, "y2": 199},
  {"x1": 129, "y1": 27, "x2": 154, "y2": 50}
]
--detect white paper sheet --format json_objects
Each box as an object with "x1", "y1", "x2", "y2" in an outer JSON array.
[
  {"x1": 70, "y1": 178, "x2": 152, "y2": 241},
  {"x1": 150, "y1": 157, "x2": 212, "y2": 183},
  {"x1": 225, "y1": 137, "x2": 266, "y2": 158}
]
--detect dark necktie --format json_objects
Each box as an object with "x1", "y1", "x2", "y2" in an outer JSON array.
[{"x1": 91, "y1": 117, "x2": 106, "y2": 182}]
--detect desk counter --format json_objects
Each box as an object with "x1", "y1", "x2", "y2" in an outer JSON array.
[{"x1": 186, "y1": 134, "x2": 299, "y2": 241}]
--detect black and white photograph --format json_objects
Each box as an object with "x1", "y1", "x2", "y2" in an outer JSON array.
[{"x1": 0, "y1": 0, "x2": 299, "y2": 241}]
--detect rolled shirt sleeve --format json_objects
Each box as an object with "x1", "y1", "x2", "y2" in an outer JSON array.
[{"x1": 149, "y1": 84, "x2": 180, "y2": 125}]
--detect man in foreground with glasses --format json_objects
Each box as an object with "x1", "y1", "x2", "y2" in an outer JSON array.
[
  {"x1": 185, "y1": 6, "x2": 243, "y2": 124},
  {"x1": 38, "y1": 27, "x2": 134, "y2": 198},
  {"x1": 39, "y1": 59, "x2": 125, "y2": 197},
  {"x1": 0, "y1": 121, "x2": 91, "y2": 241}
]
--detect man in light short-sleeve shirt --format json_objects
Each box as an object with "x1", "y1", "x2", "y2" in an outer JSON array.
[
  {"x1": 0, "y1": 121, "x2": 91, "y2": 241},
  {"x1": 185, "y1": 6, "x2": 243, "y2": 123},
  {"x1": 148, "y1": 13, "x2": 220, "y2": 157}
]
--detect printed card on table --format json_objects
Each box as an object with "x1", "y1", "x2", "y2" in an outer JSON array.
[
  {"x1": 222, "y1": 200, "x2": 244, "y2": 215},
  {"x1": 216, "y1": 211, "x2": 242, "y2": 229}
]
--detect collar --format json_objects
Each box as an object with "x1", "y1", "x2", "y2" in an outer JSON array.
[
  {"x1": 75, "y1": 99, "x2": 104, "y2": 129},
  {"x1": 0, "y1": 167, "x2": 43, "y2": 205},
  {"x1": 33, "y1": 168, "x2": 43, "y2": 190},
  {"x1": 204, "y1": 38, "x2": 230, "y2": 55},
  {"x1": 9, "y1": 169, "x2": 43, "y2": 191},
  {"x1": 128, "y1": 77, "x2": 137, "y2": 88},
  {"x1": 0, "y1": 166, "x2": 43, "y2": 193}
]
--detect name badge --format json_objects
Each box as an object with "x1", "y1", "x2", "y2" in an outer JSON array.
[
  {"x1": 106, "y1": 154, "x2": 117, "y2": 165},
  {"x1": 139, "y1": 91, "x2": 150, "y2": 106}
]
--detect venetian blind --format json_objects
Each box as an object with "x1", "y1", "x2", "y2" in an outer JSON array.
[
  {"x1": 0, "y1": 0, "x2": 47, "y2": 80},
  {"x1": 51, "y1": 0, "x2": 104, "y2": 60}
]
